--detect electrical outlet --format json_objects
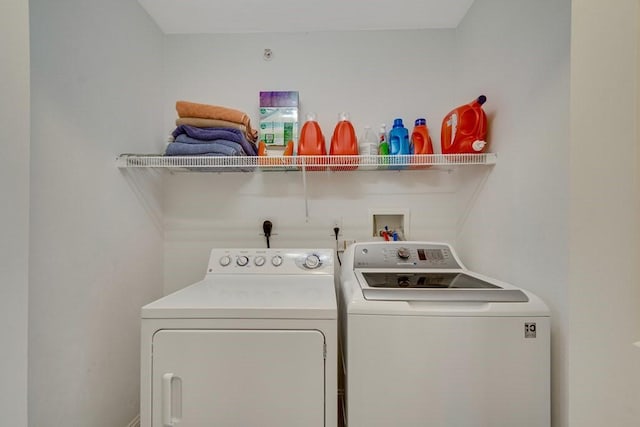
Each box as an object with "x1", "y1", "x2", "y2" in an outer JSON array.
[{"x1": 331, "y1": 217, "x2": 343, "y2": 237}]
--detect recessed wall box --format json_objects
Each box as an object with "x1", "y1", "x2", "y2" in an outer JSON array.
[{"x1": 369, "y1": 208, "x2": 410, "y2": 240}]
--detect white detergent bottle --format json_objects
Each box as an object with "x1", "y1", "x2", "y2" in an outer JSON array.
[
  {"x1": 359, "y1": 126, "x2": 378, "y2": 156},
  {"x1": 359, "y1": 125, "x2": 379, "y2": 170}
]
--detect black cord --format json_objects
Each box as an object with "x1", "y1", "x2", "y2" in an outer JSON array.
[
  {"x1": 334, "y1": 227, "x2": 341, "y2": 266},
  {"x1": 263, "y1": 220, "x2": 273, "y2": 248}
]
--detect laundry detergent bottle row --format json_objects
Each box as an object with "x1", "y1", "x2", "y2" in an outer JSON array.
[
  {"x1": 298, "y1": 112, "x2": 327, "y2": 170},
  {"x1": 441, "y1": 95, "x2": 488, "y2": 154},
  {"x1": 329, "y1": 112, "x2": 359, "y2": 170}
]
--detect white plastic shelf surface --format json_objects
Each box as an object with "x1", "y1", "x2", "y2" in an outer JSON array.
[{"x1": 116, "y1": 153, "x2": 497, "y2": 171}]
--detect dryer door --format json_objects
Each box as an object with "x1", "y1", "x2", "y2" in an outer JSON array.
[{"x1": 152, "y1": 329, "x2": 325, "y2": 427}]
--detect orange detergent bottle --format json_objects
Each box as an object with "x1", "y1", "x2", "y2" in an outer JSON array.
[
  {"x1": 329, "y1": 112, "x2": 359, "y2": 171},
  {"x1": 258, "y1": 140, "x2": 293, "y2": 166},
  {"x1": 297, "y1": 113, "x2": 327, "y2": 171},
  {"x1": 441, "y1": 95, "x2": 488, "y2": 155},
  {"x1": 411, "y1": 118, "x2": 433, "y2": 169}
]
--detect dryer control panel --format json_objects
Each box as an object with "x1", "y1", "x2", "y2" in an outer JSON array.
[
  {"x1": 353, "y1": 242, "x2": 461, "y2": 269},
  {"x1": 207, "y1": 248, "x2": 334, "y2": 275}
]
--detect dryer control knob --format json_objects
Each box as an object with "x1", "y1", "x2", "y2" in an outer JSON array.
[
  {"x1": 304, "y1": 254, "x2": 322, "y2": 269},
  {"x1": 397, "y1": 247, "x2": 411, "y2": 259},
  {"x1": 236, "y1": 255, "x2": 249, "y2": 266},
  {"x1": 254, "y1": 255, "x2": 266, "y2": 266},
  {"x1": 219, "y1": 255, "x2": 232, "y2": 266},
  {"x1": 271, "y1": 255, "x2": 283, "y2": 267}
]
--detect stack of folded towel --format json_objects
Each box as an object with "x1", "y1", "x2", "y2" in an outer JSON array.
[{"x1": 165, "y1": 101, "x2": 258, "y2": 157}]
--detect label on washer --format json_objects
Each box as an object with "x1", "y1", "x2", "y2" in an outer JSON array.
[{"x1": 524, "y1": 322, "x2": 537, "y2": 338}]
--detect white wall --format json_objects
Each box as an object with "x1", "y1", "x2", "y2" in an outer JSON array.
[
  {"x1": 160, "y1": 32, "x2": 574, "y2": 427},
  {"x1": 0, "y1": 0, "x2": 30, "y2": 425},
  {"x1": 24, "y1": 2, "x2": 640, "y2": 427},
  {"x1": 160, "y1": 16, "x2": 576, "y2": 427},
  {"x1": 454, "y1": 1, "x2": 571, "y2": 426},
  {"x1": 569, "y1": 1, "x2": 640, "y2": 425},
  {"x1": 162, "y1": 30, "x2": 474, "y2": 292},
  {"x1": 28, "y1": 1, "x2": 164, "y2": 426},
  {"x1": 163, "y1": 30, "x2": 457, "y2": 142}
]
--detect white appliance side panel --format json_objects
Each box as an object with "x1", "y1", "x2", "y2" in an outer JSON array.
[
  {"x1": 347, "y1": 315, "x2": 550, "y2": 427},
  {"x1": 152, "y1": 329, "x2": 325, "y2": 427}
]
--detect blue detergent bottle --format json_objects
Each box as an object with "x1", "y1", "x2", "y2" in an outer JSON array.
[
  {"x1": 389, "y1": 118, "x2": 410, "y2": 169},
  {"x1": 389, "y1": 118, "x2": 410, "y2": 155}
]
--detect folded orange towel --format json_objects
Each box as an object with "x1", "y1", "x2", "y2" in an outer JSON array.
[
  {"x1": 176, "y1": 101, "x2": 257, "y2": 142},
  {"x1": 176, "y1": 117, "x2": 246, "y2": 131}
]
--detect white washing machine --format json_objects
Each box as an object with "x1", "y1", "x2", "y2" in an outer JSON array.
[
  {"x1": 339, "y1": 242, "x2": 550, "y2": 427},
  {"x1": 141, "y1": 248, "x2": 337, "y2": 427}
]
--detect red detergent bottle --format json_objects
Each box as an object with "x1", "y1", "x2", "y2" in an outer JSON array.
[
  {"x1": 297, "y1": 113, "x2": 327, "y2": 171},
  {"x1": 329, "y1": 112, "x2": 359, "y2": 171},
  {"x1": 411, "y1": 117, "x2": 434, "y2": 169},
  {"x1": 441, "y1": 95, "x2": 488, "y2": 154}
]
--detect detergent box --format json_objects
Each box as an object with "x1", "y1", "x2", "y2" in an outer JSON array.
[{"x1": 259, "y1": 91, "x2": 299, "y2": 146}]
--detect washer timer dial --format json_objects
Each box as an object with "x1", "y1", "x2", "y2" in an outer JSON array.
[{"x1": 397, "y1": 247, "x2": 411, "y2": 259}]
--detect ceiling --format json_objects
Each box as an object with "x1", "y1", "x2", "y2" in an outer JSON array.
[{"x1": 137, "y1": 0, "x2": 476, "y2": 34}]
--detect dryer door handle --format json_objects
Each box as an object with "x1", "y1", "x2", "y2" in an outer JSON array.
[{"x1": 162, "y1": 373, "x2": 182, "y2": 426}]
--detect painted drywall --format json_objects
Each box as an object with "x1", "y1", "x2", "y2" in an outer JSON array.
[
  {"x1": 569, "y1": 1, "x2": 640, "y2": 425},
  {"x1": 161, "y1": 30, "x2": 477, "y2": 293},
  {"x1": 162, "y1": 30, "x2": 457, "y2": 141},
  {"x1": 24, "y1": 2, "x2": 639, "y2": 427},
  {"x1": 454, "y1": 0, "x2": 571, "y2": 425},
  {"x1": 28, "y1": 0, "x2": 164, "y2": 426},
  {"x1": 139, "y1": 0, "x2": 476, "y2": 33},
  {"x1": 0, "y1": 0, "x2": 30, "y2": 425}
]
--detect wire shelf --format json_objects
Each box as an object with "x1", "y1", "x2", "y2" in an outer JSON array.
[{"x1": 116, "y1": 153, "x2": 497, "y2": 171}]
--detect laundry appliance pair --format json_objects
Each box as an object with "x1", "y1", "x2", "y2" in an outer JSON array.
[{"x1": 140, "y1": 242, "x2": 549, "y2": 427}]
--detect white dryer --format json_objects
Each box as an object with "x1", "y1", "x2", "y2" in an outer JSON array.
[
  {"x1": 339, "y1": 242, "x2": 550, "y2": 427},
  {"x1": 141, "y1": 248, "x2": 337, "y2": 427}
]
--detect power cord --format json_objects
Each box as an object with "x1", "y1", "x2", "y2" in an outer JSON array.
[
  {"x1": 334, "y1": 227, "x2": 341, "y2": 266},
  {"x1": 263, "y1": 220, "x2": 273, "y2": 248}
]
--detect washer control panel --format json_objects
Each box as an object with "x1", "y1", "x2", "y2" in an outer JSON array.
[
  {"x1": 207, "y1": 248, "x2": 334, "y2": 274},
  {"x1": 353, "y1": 242, "x2": 461, "y2": 269}
]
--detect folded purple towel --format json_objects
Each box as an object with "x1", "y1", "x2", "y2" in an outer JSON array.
[
  {"x1": 172, "y1": 125, "x2": 257, "y2": 156},
  {"x1": 165, "y1": 141, "x2": 244, "y2": 156},
  {"x1": 172, "y1": 124, "x2": 242, "y2": 141},
  {"x1": 174, "y1": 134, "x2": 246, "y2": 154}
]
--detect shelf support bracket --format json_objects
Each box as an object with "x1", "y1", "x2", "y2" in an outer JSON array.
[{"x1": 300, "y1": 160, "x2": 309, "y2": 222}]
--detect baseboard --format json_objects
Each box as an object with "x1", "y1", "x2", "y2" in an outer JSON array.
[{"x1": 126, "y1": 414, "x2": 140, "y2": 427}]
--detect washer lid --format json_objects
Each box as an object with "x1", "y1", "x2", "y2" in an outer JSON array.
[
  {"x1": 358, "y1": 272, "x2": 529, "y2": 303},
  {"x1": 142, "y1": 275, "x2": 337, "y2": 319}
]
